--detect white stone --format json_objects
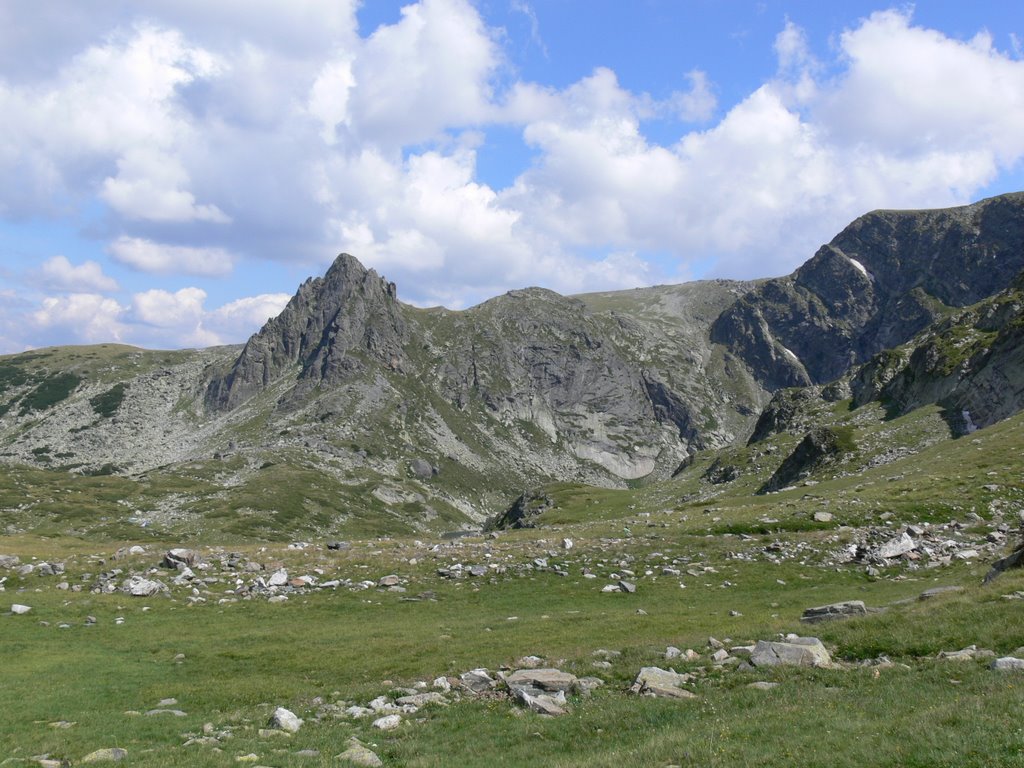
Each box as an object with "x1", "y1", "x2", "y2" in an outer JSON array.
[
  {"x1": 268, "y1": 706, "x2": 302, "y2": 733},
  {"x1": 372, "y1": 714, "x2": 401, "y2": 730},
  {"x1": 10, "y1": 603, "x2": 31, "y2": 615}
]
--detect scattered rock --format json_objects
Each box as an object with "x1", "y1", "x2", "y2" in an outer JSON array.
[
  {"x1": 460, "y1": 668, "x2": 496, "y2": 694},
  {"x1": 505, "y1": 668, "x2": 578, "y2": 694},
  {"x1": 990, "y1": 657, "x2": 1024, "y2": 672},
  {"x1": 631, "y1": 667, "x2": 696, "y2": 699},
  {"x1": 81, "y1": 748, "x2": 128, "y2": 763},
  {"x1": 10, "y1": 603, "x2": 31, "y2": 615},
  {"x1": 877, "y1": 533, "x2": 916, "y2": 559},
  {"x1": 337, "y1": 738, "x2": 383, "y2": 767},
  {"x1": 813, "y1": 511, "x2": 834, "y2": 523},
  {"x1": 122, "y1": 576, "x2": 167, "y2": 597},
  {"x1": 268, "y1": 707, "x2": 302, "y2": 733},
  {"x1": 800, "y1": 600, "x2": 867, "y2": 623},
  {"x1": 162, "y1": 548, "x2": 199, "y2": 569},
  {"x1": 750, "y1": 637, "x2": 832, "y2": 668},
  {"x1": 919, "y1": 586, "x2": 965, "y2": 600},
  {"x1": 372, "y1": 714, "x2": 401, "y2": 730}
]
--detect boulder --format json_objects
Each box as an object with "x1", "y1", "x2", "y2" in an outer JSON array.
[
  {"x1": 631, "y1": 667, "x2": 696, "y2": 699},
  {"x1": 460, "y1": 668, "x2": 496, "y2": 694},
  {"x1": 877, "y1": 533, "x2": 916, "y2": 559},
  {"x1": 162, "y1": 548, "x2": 199, "y2": 569},
  {"x1": 372, "y1": 714, "x2": 401, "y2": 730},
  {"x1": 800, "y1": 600, "x2": 867, "y2": 623},
  {"x1": 337, "y1": 738, "x2": 383, "y2": 767},
  {"x1": 81, "y1": 748, "x2": 128, "y2": 763},
  {"x1": 750, "y1": 637, "x2": 832, "y2": 668},
  {"x1": 268, "y1": 706, "x2": 302, "y2": 733},
  {"x1": 505, "y1": 668, "x2": 578, "y2": 694},
  {"x1": 990, "y1": 657, "x2": 1024, "y2": 672},
  {"x1": 10, "y1": 603, "x2": 31, "y2": 615},
  {"x1": 0, "y1": 555, "x2": 20, "y2": 569},
  {"x1": 513, "y1": 687, "x2": 567, "y2": 716},
  {"x1": 122, "y1": 576, "x2": 167, "y2": 597}
]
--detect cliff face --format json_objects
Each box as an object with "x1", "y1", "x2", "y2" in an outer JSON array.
[
  {"x1": 205, "y1": 254, "x2": 407, "y2": 411},
  {"x1": 711, "y1": 193, "x2": 1024, "y2": 391}
]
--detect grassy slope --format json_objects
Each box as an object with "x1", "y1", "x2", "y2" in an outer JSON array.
[{"x1": 1, "y1": 405, "x2": 1023, "y2": 766}]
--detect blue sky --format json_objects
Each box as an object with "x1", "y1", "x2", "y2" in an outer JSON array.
[{"x1": 1, "y1": 0, "x2": 1023, "y2": 352}]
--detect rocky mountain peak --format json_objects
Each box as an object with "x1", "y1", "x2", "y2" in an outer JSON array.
[{"x1": 205, "y1": 253, "x2": 406, "y2": 411}]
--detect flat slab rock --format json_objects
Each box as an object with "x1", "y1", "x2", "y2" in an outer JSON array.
[
  {"x1": 337, "y1": 738, "x2": 383, "y2": 767},
  {"x1": 505, "y1": 668, "x2": 578, "y2": 694},
  {"x1": 81, "y1": 748, "x2": 128, "y2": 763},
  {"x1": 631, "y1": 667, "x2": 697, "y2": 699},
  {"x1": 991, "y1": 657, "x2": 1024, "y2": 672},
  {"x1": 750, "y1": 637, "x2": 832, "y2": 668},
  {"x1": 800, "y1": 600, "x2": 867, "y2": 623}
]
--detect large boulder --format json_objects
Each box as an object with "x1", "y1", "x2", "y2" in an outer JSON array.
[
  {"x1": 630, "y1": 667, "x2": 697, "y2": 699},
  {"x1": 800, "y1": 600, "x2": 867, "y2": 623},
  {"x1": 750, "y1": 637, "x2": 832, "y2": 668}
]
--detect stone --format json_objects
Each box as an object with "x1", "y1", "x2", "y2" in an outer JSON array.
[
  {"x1": 748, "y1": 681, "x2": 779, "y2": 691},
  {"x1": 337, "y1": 738, "x2": 384, "y2": 767},
  {"x1": 10, "y1": 603, "x2": 31, "y2": 615},
  {"x1": 711, "y1": 649, "x2": 730, "y2": 663},
  {"x1": 631, "y1": 667, "x2": 696, "y2": 699},
  {"x1": 990, "y1": 657, "x2": 1024, "y2": 672},
  {"x1": 750, "y1": 637, "x2": 832, "y2": 668},
  {"x1": 562, "y1": 538, "x2": 574, "y2": 550},
  {"x1": 410, "y1": 458, "x2": 435, "y2": 478},
  {"x1": 513, "y1": 688, "x2": 567, "y2": 716},
  {"x1": 162, "y1": 548, "x2": 199, "y2": 569},
  {"x1": 919, "y1": 586, "x2": 965, "y2": 600},
  {"x1": 877, "y1": 533, "x2": 916, "y2": 559},
  {"x1": 372, "y1": 714, "x2": 401, "y2": 730},
  {"x1": 122, "y1": 576, "x2": 166, "y2": 597},
  {"x1": 145, "y1": 708, "x2": 187, "y2": 717},
  {"x1": 267, "y1": 569, "x2": 289, "y2": 587},
  {"x1": 813, "y1": 511, "x2": 834, "y2": 523},
  {"x1": 618, "y1": 580, "x2": 636, "y2": 593},
  {"x1": 665, "y1": 646, "x2": 682, "y2": 660},
  {"x1": 800, "y1": 600, "x2": 868, "y2": 623},
  {"x1": 396, "y1": 692, "x2": 447, "y2": 707},
  {"x1": 268, "y1": 706, "x2": 303, "y2": 733},
  {"x1": 460, "y1": 668, "x2": 496, "y2": 694},
  {"x1": 0, "y1": 555, "x2": 20, "y2": 569},
  {"x1": 377, "y1": 575, "x2": 400, "y2": 587},
  {"x1": 505, "y1": 668, "x2": 578, "y2": 694},
  {"x1": 81, "y1": 747, "x2": 128, "y2": 763}
]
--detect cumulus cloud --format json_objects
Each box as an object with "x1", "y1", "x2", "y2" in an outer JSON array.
[
  {"x1": 32, "y1": 294, "x2": 127, "y2": 344},
  {"x1": 3, "y1": 3, "x2": 1024, "y2": 351},
  {"x1": 109, "y1": 236, "x2": 237, "y2": 277},
  {"x1": 39, "y1": 256, "x2": 119, "y2": 292}
]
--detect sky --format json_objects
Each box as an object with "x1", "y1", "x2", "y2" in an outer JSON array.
[{"x1": 1, "y1": 1, "x2": 1023, "y2": 353}]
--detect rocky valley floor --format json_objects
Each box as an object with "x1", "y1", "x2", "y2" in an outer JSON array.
[{"x1": 3, "y1": 410, "x2": 1024, "y2": 767}]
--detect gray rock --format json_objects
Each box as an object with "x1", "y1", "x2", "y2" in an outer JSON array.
[
  {"x1": 919, "y1": 585, "x2": 965, "y2": 600},
  {"x1": 877, "y1": 532, "x2": 916, "y2": 559},
  {"x1": 747, "y1": 681, "x2": 780, "y2": 690},
  {"x1": 505, "y1": 668, "x2": 578, "y2": 694},
  {"x1": 410, "y1": 458, "x2": 435, "y2": 478},
  {"x1": 396, "y1": 692, "x2": 447, "y2": 707},
  {"x1": 513, "y1": 687, "x2": 567, "y2": 716},
  {"x1": 618, "y1": 580, "x2": 636, "y2": 593},
  {"x1": 813, "y1": 511, "x2": 834, "y2": 523},
  {"x1": 990, "y1": 657, "x2": 1024, "y2": 672},
  {"x1": 631, "y1": 667, "x2": 696, "y2": 699},
  {"x1": 162, "y1": 548, "x2": 199, "y2": 569},
  {"x1": 122, "y1": 576, "x2": 166, "y2": 597},
  {"x1": 750, "y1": 637, "x2": 832, "y2": 668},
  {"x1": 800, "y1": 600, "x2": 868, "y2": 623},
  {"x1": 81, "y1": 747, "x2": 128, "y2": 763},
  {"x1": 0, "y1": 555, "x2": 20, "y2": 569},
  {"x1": 377, "y1": 574, "x2": 400, "y2": 587},
  {"x1": 268, "y1": 706, "x2": 303, "y2": 733},
  {"x1": 337, "y1": 738, "x2": 384, "y2": 767},
  {"x1": 460, "y1": 668, "x2": 496, "y2": 694},
  {"x1": 372, "y1": 714, "x2": 401, "y2": 730},
  {"x1": 10, "y1": 603, "x2": 31, "y2": 615}
]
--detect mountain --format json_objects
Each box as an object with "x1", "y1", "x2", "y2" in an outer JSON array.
[{"x1": 1, "y1": 192, "x2": 1023, "y2": 536}]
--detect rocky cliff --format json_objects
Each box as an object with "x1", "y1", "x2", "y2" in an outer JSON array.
[{"x1": 711, "y1": 193, "x2": 1024, "y2": 390}]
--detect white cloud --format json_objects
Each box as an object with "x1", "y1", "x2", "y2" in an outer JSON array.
[
  {"x1": 205, "y1": 293, "x2": 291, "y2": 342},
  {"x1": 39, "y1": 256, "x2": 119, "y2": 292},
  {"x1": 109, "y1": 236, "x2": 237, "y2": 277},
  {"x1": 3, "y1": 3, "x2": 1024, "y2": 348},
  {"x1": 32, "y1": 294, "x2": 127, "y2": 344}
]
